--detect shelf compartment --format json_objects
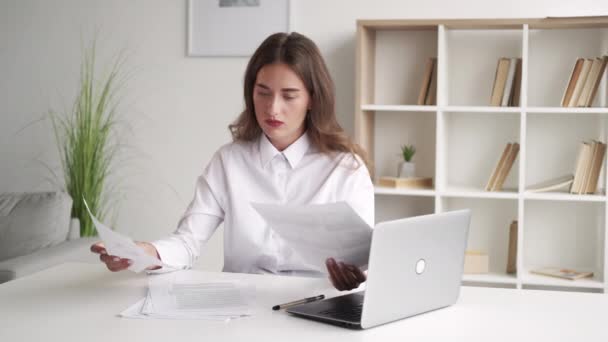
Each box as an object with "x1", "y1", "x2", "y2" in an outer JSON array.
[
  {"x1": 444, "y1": 111, "x2": 520, "y2": 191},
  {"x1": 527, "y1": 27, "x2": 608, "y2": 108},
  {"x1": 525, "y1": 113, "x2": 607, "y2": 192},
  {"x1": 442, "y1": 197, "x2": 519, "y2": 277},
  {"x1": 373, "y1": 28, "x2": 438, "y2": 106},
  {"x1": 445, "y1": 28, "x2": 523, "y2": 107},
  {"x1": 375, "y1": 195, "x2": 435, "y2": 224},
  {"x1": 373, "y1": 111, "x2": 436, "y2": 182},
  {"x1": 523, "y1": 200, "x2": 605, "y2": 284},
  {"x1": 521, "y1": 269, "x2": 604, "y2": 290}
]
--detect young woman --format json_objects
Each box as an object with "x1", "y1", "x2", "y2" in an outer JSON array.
[{"x1": 91, "y1": 32, "x2": 374, "y2": 291}]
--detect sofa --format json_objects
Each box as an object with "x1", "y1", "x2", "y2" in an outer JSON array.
[{"x1": 0, "y1": 191, "x2": 98, "y2": 283}]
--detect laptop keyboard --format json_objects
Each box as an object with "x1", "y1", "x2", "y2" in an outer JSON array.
[{"x1": 319, "y1": 302, "x2": 363, "y2": 322}]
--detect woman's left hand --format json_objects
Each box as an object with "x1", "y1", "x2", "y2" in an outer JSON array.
[{"x1": 325, "y1": 257, "x2": 366, "y2": 291}]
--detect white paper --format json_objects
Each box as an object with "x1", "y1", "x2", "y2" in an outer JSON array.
[
  {"x1": 251, "y1": 201, "x2": 373, "y2": 273},
  {"x1": 119, "y1": 272, "x2": 254, "y2": 321},
  {"x1": 83, "y1": 199, "x2": 163, "y2": 273}
]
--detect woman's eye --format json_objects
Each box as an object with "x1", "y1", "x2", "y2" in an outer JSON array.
[
  {"x1": 257, "y1": 92, "x2": 271, "y2": 97},
  {"x1": 284, "y1": 95, "x2": 297, "y2": 100}
]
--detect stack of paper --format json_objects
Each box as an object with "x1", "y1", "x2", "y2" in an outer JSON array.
[{"x1": 120, "y1": 273, "x2": 255, "y2": 321}]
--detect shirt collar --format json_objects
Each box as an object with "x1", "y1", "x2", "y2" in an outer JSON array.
[{"x1": 259, "y1": 132, "x2": 311, "y2": 169}]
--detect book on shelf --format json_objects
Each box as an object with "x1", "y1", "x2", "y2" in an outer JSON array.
[
  {"x1": 526, "y1": 174, "x2": 574, "y2": 193},
  {"x1": 567, "y1": 58, "x2": 593, "y2": 107},
  {"x1": 417, "y1": 57, "x2": 437, "y2": 106},
  {"x1": 577, "y1": 57, "x2": 603, "y2": 107},
  {"x1": 377, "y1": 176, "x2": 433, "y2": 189},
  {"x1": 464, "y1": 250, "x2": 489, "y2": 274},
  {"x1": 561, "y1": 58, "x2": 584, "y2": 107},
  {"x1": 489, "y1": 57, "x2": 521, "y2": 107},
  {"x1": 530, "y1": 267, "x2": 594, "y2": 281},
  {"x1": 510, "y1": 58, "x2": 522, "y2": 107},
  {"x1": 570, "y1": 140, "x2": 606, "y2": 194},
  {"x1": 586, "y1": 55, "x2": 608, "y2": 107},
  {"x1": 485, "y1": 142, "x2": 519, "y2": 191},
  {"x1": 506, "y1": 220, "x2": 517, "y2": 274}
]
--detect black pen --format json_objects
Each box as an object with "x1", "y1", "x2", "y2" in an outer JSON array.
[{"x1": 272, "y1": 294, "x2": 325, "y2": 311}]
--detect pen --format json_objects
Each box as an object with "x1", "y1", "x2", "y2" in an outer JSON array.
[{"x1": 272, "y1": 294, "x2": 325, "y2": 311}]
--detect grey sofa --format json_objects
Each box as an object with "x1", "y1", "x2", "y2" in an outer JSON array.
[{"x1": 0, "y1": 191, "x2": 98, "y2": 283}]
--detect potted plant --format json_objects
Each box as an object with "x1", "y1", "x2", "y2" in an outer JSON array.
[
  {"x1": 398, "y1": 144, "x2": 416, "y2": 178},
  {"x1": 51, "y1": 42, "x2": 127, "y2": 237}
]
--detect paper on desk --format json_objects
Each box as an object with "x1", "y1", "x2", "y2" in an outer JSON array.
[
  {"x1": 83, "y1": 199, "x2": 163, "y2": 273},
  {"x1": 251, "y1": 201, "x2": 373, "y2": 273},
  {"x1": 119, "y1": 273, "x2": 254, "y2": 321}
]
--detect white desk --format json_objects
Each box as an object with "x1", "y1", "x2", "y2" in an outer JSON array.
[{"x1": 0, "y1": 262, "x2": 606, "y2": 341}]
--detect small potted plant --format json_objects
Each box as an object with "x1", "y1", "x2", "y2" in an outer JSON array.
[{"x1": 398, "y1": 144, "x2": 416, "y2": 178}]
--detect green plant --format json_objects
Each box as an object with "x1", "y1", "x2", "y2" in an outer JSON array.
[
  {"x1": 51, "y1": 41, "x2": 126, "y2": 237},
  {"x1": 401, "y1": 144, "x2": 416, "y2": 162}
]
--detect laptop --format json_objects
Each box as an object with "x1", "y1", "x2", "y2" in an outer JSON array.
[{"x1": 286, "y1": 209, "x2": 471, "y2": 329}]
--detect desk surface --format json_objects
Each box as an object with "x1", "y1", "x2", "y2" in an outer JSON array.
[{"x1": 1, "y1": 262, "x2": 607, "y2": 342}]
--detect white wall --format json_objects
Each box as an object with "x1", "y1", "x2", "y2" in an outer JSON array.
[{"x1": 1, "y1": 0, "x2": 607, "y2": 271}]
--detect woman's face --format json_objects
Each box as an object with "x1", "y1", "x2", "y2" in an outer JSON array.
[{"x1": 253, "y1": 62, "x2": 311, "y2": 151}]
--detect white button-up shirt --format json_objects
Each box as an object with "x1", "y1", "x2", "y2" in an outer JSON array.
[{"x1": 151, "y1": 132, "x2": 374, "y2": 276}]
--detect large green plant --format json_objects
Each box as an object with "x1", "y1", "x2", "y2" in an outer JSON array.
[{"x1": 51, "y1": 42, "x2": 126, "y2": 237}]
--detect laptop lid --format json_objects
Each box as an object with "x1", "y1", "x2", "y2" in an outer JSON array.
[{"x1": 360, "y1": 209, "x2": 471, "y2": 329}]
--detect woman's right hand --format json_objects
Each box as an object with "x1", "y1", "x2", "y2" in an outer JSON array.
[{"x1": 90, "y1": 241, "x2": 161, "y2": 272}]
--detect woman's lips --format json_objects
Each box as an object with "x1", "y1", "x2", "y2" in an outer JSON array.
[{"x1": 265, "y1": 119, "x2": 284, "y2": 128}]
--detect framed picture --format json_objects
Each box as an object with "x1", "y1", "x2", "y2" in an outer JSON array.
[{"x1": 188, "y1": 0, "x2": 290, "y2": 57}]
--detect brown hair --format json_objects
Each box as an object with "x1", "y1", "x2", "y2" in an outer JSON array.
[{"x1": 228, "y1": 32, "x2": 369, "y2": 169}]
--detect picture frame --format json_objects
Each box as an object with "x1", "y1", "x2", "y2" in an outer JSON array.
[{"x1": 188, "y1": 0, "x2": 290, "y2": 57}]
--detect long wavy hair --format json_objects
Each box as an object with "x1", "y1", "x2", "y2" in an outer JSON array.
[{"x1": 229, "y1": 32, "x2": 369, "y2": 169}]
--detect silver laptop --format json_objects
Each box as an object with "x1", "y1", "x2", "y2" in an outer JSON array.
[{"x1": 286, "y1": 209, "x2": 471, "y2": 329}]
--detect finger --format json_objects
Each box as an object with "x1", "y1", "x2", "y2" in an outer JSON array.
[
  {"x1": 339, "y1": 262, "x2": 359, "y2": 290},
  {"x1": 347, "y1": 264, "x2": 367, "y2": 283},
  {"x1": 330, "y1": 259, "x2": 350, "y2": 291},
  {"x1": 100, "y1": 254, "x2": 130, "y2": 272},
  {"x1": 326, "y1": 258, "x2": 346, "y2": 291},
  {"x1": 90, "y1": 242, "x2": 107, "y2": 255}
]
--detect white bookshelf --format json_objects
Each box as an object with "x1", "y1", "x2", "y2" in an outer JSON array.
[{"x1": 355, "y1": 17, "x2": 608, "y2": 293}]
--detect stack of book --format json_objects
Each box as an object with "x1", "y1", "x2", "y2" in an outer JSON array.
[
  {"x1": 485, "y1": 142, "x2": 520, "y2": 191},
  {"x1": 490, "y1": 57, "x2": 522, "y2": 107},
  {"x1": 527, "y1": 140, "x2": 606, "y2": 194},
  {"x1": 530, "y1": 267, "x2": 593, "y2": 281},
  {"x1": 561, "y1": 56, "x2": 608, "y2": 107},
  {"x1": 378, "y1": 176, "x2": 433, "y2": 189},
  {"x1": 417, "y1": 57, "x2": 437, "y2": 105}
]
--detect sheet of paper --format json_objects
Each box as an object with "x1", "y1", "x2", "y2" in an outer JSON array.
[
  {"x1": 83, "y1": 198, "x2": 163, "y2": 273},
  {"x1": 251, "y1": 201, "x2": 373, "y2": 273}
]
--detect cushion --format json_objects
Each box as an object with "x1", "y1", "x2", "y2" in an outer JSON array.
[{"x1": 0, "y1": 192, "x2": 72, "y2": 261}]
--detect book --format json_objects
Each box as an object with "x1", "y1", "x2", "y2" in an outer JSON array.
[
  {"x1": 527, "y1": 174, "x2": 574, "y2": 193},
  {"x1": 424, "y1": 60, "x2": 438, "y2": 105},
  {"x1": 506, "y1": 220, "x2": 518, "y2": 274},
  {"x1": 568, "y1": 58, "x2": 593, "y2": 107},
  {"x1": 492, "y1": 142, "x2": 519, "y2": 191},
  {"x1": 530, "y1": 267, "x2": 593, "y2": 280},
  {"x1": 570, "y1": 141, "x2": 592, "y2": 194},
  {"x1": 586, "y1": 55, "x2": 608, "y2": 107},
  {"x1": 417, "y1": 58, "x2": 436, "y2": 105},
  {"x1": 501, "y1": 58, "x2": 518, "y2": 106},
  {"x1": 377, "y1": 176, "x2": 433, "y2": 189},
  {"x1": 485, "y1": 143, "x2": 513, "y2": 191},
  {"x1": 577, "y1": 58, "x2": 603, "y2": 107},
  {"x1": 579, "y1": 140, "x2": 598, "y2": 194},
  {"x1": 509, "y1": 58, "x2": 522, "y2": 107},
  {"x1": 561, "y1": 58, "x2": 584, "y2": 107},
  {"x1": 583, "y1": 141, "x2": 606, "y2": 194},
  {"x1": 464, "y1": 250, "x2": 489, "y2": 274},
  {"x1": 490, "y1": 58, "x2": 511, "y2": 106}
]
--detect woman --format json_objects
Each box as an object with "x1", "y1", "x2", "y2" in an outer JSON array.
[{"x1": 91, "y1": 32, "x2": 374, "y2": 291}]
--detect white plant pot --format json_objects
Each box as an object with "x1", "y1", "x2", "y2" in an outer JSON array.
[{"x1": 398, "y1": 161, "x2": 416, "y2": 178}]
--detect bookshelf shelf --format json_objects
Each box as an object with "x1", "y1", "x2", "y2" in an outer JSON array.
[
  {"x1": 356, "y1": 17, "x2": 608, "y2": 294},
  {"x1": 374, "y1": 186, "x2": 435, "y2": 197},
  {"x1": 463, "y1": 272, "x2": 518, "y2": 285},
  {"x1": 522, "y1": 271, "x2": 604, "y2": 289},
  {"x1": 523, "y1": 191, "x2": 607, "y2": 202},
  {"x1": 361, "y1": 105, "x2": 437, "y2": 112}
]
